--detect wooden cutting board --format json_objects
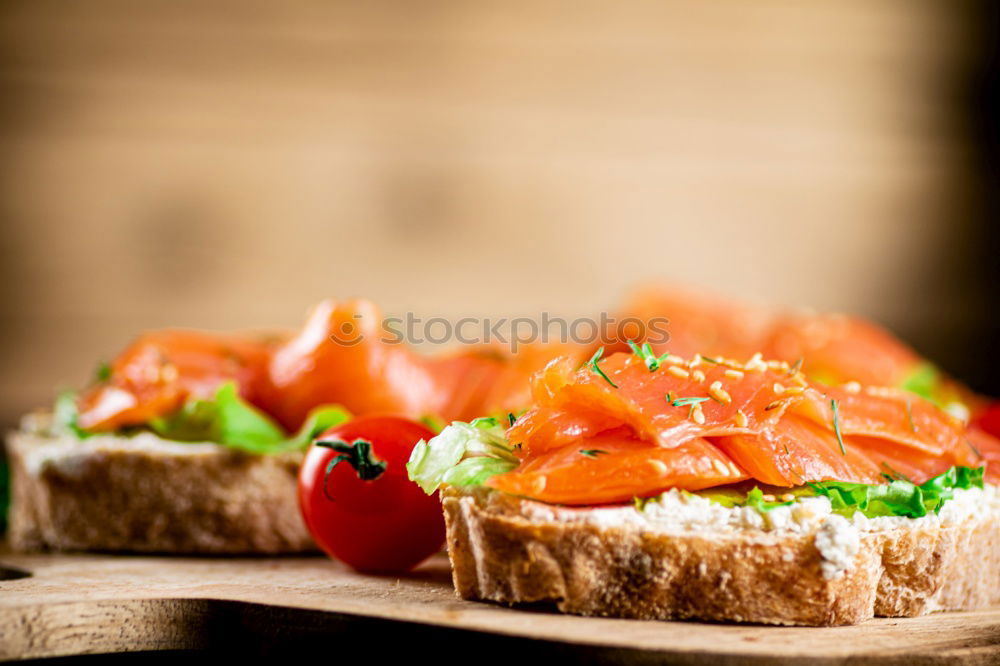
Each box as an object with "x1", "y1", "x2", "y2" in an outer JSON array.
[{"x1": 1, "y1": 551, "x2": 999, "y2": 664}]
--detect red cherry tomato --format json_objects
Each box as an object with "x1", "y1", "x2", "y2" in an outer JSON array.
[
  {"x1": 298, "y1": 415, "x2": 445, "y2": 572},
  {"x1": 974, "y1": 401, "x2": 1000, "y2": 439}
]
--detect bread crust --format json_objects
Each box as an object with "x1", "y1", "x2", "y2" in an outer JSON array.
[
  {"x1": 442, "y1": 486, "x2": 1000, "y2": 626},
  {"x1": 6, "y1": 425, "x2": 315, "y2": 554}
]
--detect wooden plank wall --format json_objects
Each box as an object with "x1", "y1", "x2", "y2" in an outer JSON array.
[{"x1": 0, "y1": 0, "x2": 985, "y2": 427}]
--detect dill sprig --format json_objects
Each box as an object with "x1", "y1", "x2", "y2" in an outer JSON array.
[
  {"x1": 831, "y1": 398, "x2": 846, "y2": 456},
  {"x1": 95, "y1": 361, "x2": 112, "y2": 382},
  {"x1": 905, "y1": 398, "x2": 917, "y2": 433},
  {"x1": 626, "y1": 339, "x2": 671, "y2": 372},
  {"x1": 588, "y1": 347, "x2": 618, "y2": 388},
  {"x1": 880, "y1": 461, "x2": 912, "y2": 483},
  {"x1": 670, "y1": 396, "x2": 710, "y2": 407},
  {"x1": 967, "y1": 438, "x2": 983, "y2": 460}
]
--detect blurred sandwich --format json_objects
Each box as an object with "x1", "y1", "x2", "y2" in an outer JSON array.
[{"x1": 6, "y1": 299, "x2": 563, "y2": 554}]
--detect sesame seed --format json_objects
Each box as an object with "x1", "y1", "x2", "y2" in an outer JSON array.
[
  {"x1": 947, "y1": 402, "x2": 971, "y2": 424},
  {"x1": 690, "y1": 354, "x2": 703, "y2": 368},
  {"x1": 781, "y1": 493, "x2": 795, "y2": 502},
  {"x1": 691, "y1": 405, "x2": 706, "y2": 424},
  {"x1": 531, "y1": 476, "x2": 547, "y2": 494},
  {"x1": 745, "y1": 353, "x2": 767, "y2": 373},
  {"x1": 734, "y1": 409, "x2": 748, "y2": 428},
  {"x1": 708, "y1": 381, "x2": 732, "y2": 405},
  {"x1": 773, "y1": 382, "x2": 786, "y2": 395},
  {"x1": 784, "y1": 386, "x2": 805, "y2": 395},
  {"x1": 762, "y1": 494, "x2": 776, "y2": 502},
  {"x1": 767, "y1": 360, "x2": 788, "y2": 371},
  {"x1": 668, "y1": 366, "x2": 690, "y2": 379},
  {"x1": 792, "y1": 374, "x2": 808, "y2": 388},
  {"x1": 160, "y1": 364, "x2": 179, "y2": 383},
  {"x1": 648, "y1": 459, "x2": 669, "y2": 476},
  {"x1": 724, "y1": 369, "x2": 744, "y2": 381},
  {"x1": 692, "y1": 369, "x2": 706, "y2": 383},
  {"x1": 712, "y1": 459, "x2": 729, "y2": 476},
  {"x1": 843, "y1": 381, "x2": 862, "y2": 394}
]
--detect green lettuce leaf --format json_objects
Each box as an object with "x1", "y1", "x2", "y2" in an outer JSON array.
[
  {"x1": 52, "y1": 391, "x2": 95, "y2": 439},
  {"x1": 94, "y1": 361, "x2": 112, "y2": 383},
  {"x1": 150, "y1": 382, "x2": 350, "y2": 454},
  {"x1": 744, "y1": 487, "x2": 794, "y2": 512},
  {"x1": 418, "y1": 414, "x2": 446, "y2": 434},
  {"x1": 279, "y1": 404, "x2": 353, "y2": 452},
  {"x1": 693, "y1": 487, "x2": 745, "y2": 509},
  {"x1": 60, "y1": 381, "x2": 350, "y2": 455},
  {"x1": 690, "y1": 467, "x2": 984, "y2": 519},
  {"x1": 639, "y1": 486, "x2": 793, "y2": 512},
  {"x1": 899, "y1": 362, "x2": 939, "y2": 402},
  {"x1": 407, "y1": 419, "x2": 518, "y2": 494},
  {"x1": 809, "y1": 466, "x2": 983, "y2": 518},
  {"x1": 150, "y1": 382, "x2": 286, "y2": 448},
  {"x1": 693, "y1": 487, "x2": 794, "y2": 513},
  {"x1": 442, "y1": 457, "x2": 518, "y2": 487},
  {"x1": 897, "y1": 362, "x2": 973, "y2": 421}
]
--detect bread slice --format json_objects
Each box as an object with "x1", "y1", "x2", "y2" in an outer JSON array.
[
  {"x1": 5, "y1": 413, "x2": 314, "y2": 554},
  {"x1": 442, "y1": 485, "x2": 1000, "y2": 626}
]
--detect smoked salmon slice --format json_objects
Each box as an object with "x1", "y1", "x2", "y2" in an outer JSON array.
[
  {"x1": 762, "y1": 311, "x2": 920, "y2": 388},
  {"x1": 511, "y1": 352, "x2": 811, "y2": 455},
  {"x1": 607, "y1": 285, "x2": 772, "y2": 360},
  {"x1": 794, "y1": 384, "x2": 968, "y2": 457},
  {"x1": 266, "y1": 299, "x2": 444, "y2": 430},
  {"x1": 614, "y1": 285, "x2": 978, "y2": 412},
  {"x1": 489, "y1": 349, "x2": 984, "y2": 504},
  {"x1": 488, "y1": 428, "x2": 747, "y2": 505},
  {"x1": 268, "y1": 300, "x2": 581, "y2": 430},
  {"x1": 77, "y1": 299, "x2": 578, "y2": 434},
  {"x1": 714, "y1": 415, "x2": 884, "y2": 487},
  {"x1": 76, "y1": 330, "x2": 279, "y2": 431},
  {"x1": 841, "y1": 436, "x2": 974, "y2": 485},
  {"x1": 426, "y1": 341, "x2": 590, "y2": 425}
]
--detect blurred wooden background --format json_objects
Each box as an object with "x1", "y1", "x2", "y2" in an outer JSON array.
[{"x1": 0, "y1": 0, "x2": 995, "y2": 429}]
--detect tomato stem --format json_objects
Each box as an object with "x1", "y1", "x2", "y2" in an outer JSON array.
[{"x1": 316, "y1": 438, "x2": 387, "y2": 501}]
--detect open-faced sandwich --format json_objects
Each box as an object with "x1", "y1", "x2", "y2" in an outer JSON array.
[
  {"x1": 410, "y1": 291, "x2": 1000, "y2": 626},
  {"x1": 6, "y1": 299, "x2": 565, "y2": 554}
]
